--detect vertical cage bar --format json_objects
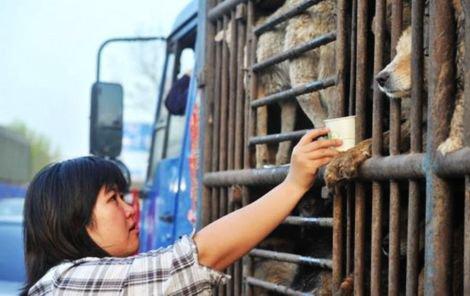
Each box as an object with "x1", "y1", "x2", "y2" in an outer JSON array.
[
  {"x1": 219, "y1": 16, "x2": 230, "y2": 296},
  {"x1": 220, "y1": 16, "x2": 229, "y2": 172},
  {"x1": 226, "y1": 11, "x2": 238, "y2": 296},
  {"x1": 388, "y1": 1, "x2": 403, "y2": 295},
  {"x1": 354, "y1": 0, "x2": 369, "y2": 294},
  {"x1": 464, "y1": 1, "x2": 470, "y2": 294},
  {"x1": 242, "y1": 2, "x2": 255, "y2": 295},
  {"x1": 349, "y1": 0, "x2": 357, "y2": 115},
  {"x1": 234, "y1": 4, "x2": 246, "y2": 295},
  {"x1": 242, "y1": 187, "x2": 253, "y2": 296},
  {"x1": 235, "y1": 4, "x2": 246, "y2": 173},
  {"x1": 406, "y1": 0, "x2": 425, "y2": 294},
  {"x1": 424, "y1": 0, "x2": 455, "y2": 294},
  {"x1": 228, "y1": 12, "x2": 237, "y2": 172},
  {"x1": 332, "y1": 0, "x2": 349, "y2": 292},
  {"x1": 465, "y1": 177, "x2": 470, "y2": 295},
  {"x1": 346, "y1": 0, "x2": 357, "y2": 278},
  {"x1": 211, "y1": 20, "x2": 223, "y2": 227},
  {"x1": 346, "y1": 187, "x2": 354, "y2": 275},
  {"x1": 246, "y1": 0, "x2": 257, "y2": 170},
  {"x1": 371, "y1": 0, "x2": 386, "y2": 293},
  {"x1": 202, "y1": 0, "x2": 217, "y2": 228},
  {"x1": 333, "y1": 190, "x2": 344, "y2": 293}
]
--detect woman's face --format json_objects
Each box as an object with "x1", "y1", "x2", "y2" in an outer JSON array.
[{"x1": 87, "y1": 185, "x2": 139, "y2": 257}]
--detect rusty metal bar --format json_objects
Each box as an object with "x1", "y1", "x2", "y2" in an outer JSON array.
[
  {"x1": 242, "y1": 3, "x2": 255, "y2": 294},
  {"x1": 332, "y1": 0, "x2": 349, "y2": 292},
  {"x1": 388, "y1": 1, "x2": 404, "y2": 294},
  {"x1": 225, "y1": 12, "x2": 237, "y2": 296},
  {"x1": 249, "y1": 130, "x2": 308, "y2": 146},
  {"x1": 204, "y1": 154, "x2": 428, "y2": 187},
  {"x1": 283, "y1": 216, "x2": 333, "y2": 227},
  {"x1": 433, "y1": 148, "x2": 470, "y2": 176},
  {"x1": 406, "y1": 0, "x2": 425, "y2": 294},
  {"x1": 250, "y1": 77, "x2": 336, "y2": 108},
  {"x1": 424, "y1": 0, "x2": 456, "y2": 294},
  {"x1": 234, "y1": 4, "x2": 246, "y2": 172},
  {"x1": 246, "y1": 0, "x2": 257, "y2": 169},
  {"x1": 354, "y1": 0, "x2": 369, "y2": 293},
  {"x1": 253, "y1": 0, "x2": 322, "y2": 36},
  {"x1": 227, "y1": 11, "x2": 237, "y2": 174},
  {"x1": 388, "y1": 182, "x2": 401, "y2": 296},
  {"x1": 335, "y1": 0, "x2": 349, "y2": 118},
  {"x1": 219, "y1": 16, "x2": 229, "y2": 172},
  {"x1": 204, "y1": 165, "x2": 289, "y2": 186},
  {"x1": 210, "y1": 19, "x2": 223, "y2": 227},
  {"x1": 370, "y1": 0, "x2": 386, "y2": 293},
  {"x1": 464, "y1": 2, "x2": 470, "y2": 295},
  {"x1": 332, "y1": 190, "x2": 344, "y2": 293},
  {"x1": 207, "y1": 0, "x2": 246, "y2": 22},
  {"x1": 252, "y1": 32, "x2": 336, "y2": 72},
  {"x1": 233, "y1": 5, "x2": 246, "y2": 295},
  {"x1": 201, "y1": 0, "x2": 217, "y2": 228},
  {"x1": 218, "y1": 17, "x2": 230, "y2": 296},
  {"x1": 250, "y1": 249, "x2": 332, "y2": 269},
  {"x1": 346, "y1": 186, "x2": 354, "y2": 275},
  {"x1": 346, "y1": 0, "x2": 356, "y2": 280},
  {"x1": 212, "y1": 20, "x2": 222, "y2": 173},
  {"x1": 465, "y1": 177, "x2": 470, "y2": 295},
  {"x1": 242, "y1": 188, "x2": 253, "y2": 296},
  {"x1": 348, "y1": 0, "x2": 357, "y2": 115},
  {"x1": 245, "y1": 277, "x2": 309, "y2": 296}
]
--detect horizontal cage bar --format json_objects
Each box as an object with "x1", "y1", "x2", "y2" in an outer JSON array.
[
  {"x1": 207, "y1": 0, "x2": 246, "y2": 22},
  {"x1": 253, "y1": 0, "x2": 324, "y2": 36},
  {"x1": 204, "y1": 151, "x2": 470, "y2": 187},
  {"x1": 250, "y1": 248, "x2": 333, "y2": 269},
  {"x1": 283, "y1": 216, "x2": 333, "y2": 227},
  {"x1": 245, "y1": 276, "x2": 311, "y2": 296},
  {"x1": 251, "y1": 77, "x2": 336, "y2": 108},
  {"x1": 249, "y1": 130, "x2": 308, "y2": 145},
  {"x1": 252, "y1": 32, "x2": 336, "y2": 72},
  {"x1": 433, "y1": 147, "x2": 470, "y2": 177}
]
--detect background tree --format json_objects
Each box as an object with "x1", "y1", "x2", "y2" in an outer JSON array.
[{"x1": 7, "y1": 121, "x2": 60, "y2": 179}]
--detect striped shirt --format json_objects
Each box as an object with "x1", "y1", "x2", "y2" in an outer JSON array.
[{"x1": 28, "y1": 235, "x2": 228, "y2": 295}]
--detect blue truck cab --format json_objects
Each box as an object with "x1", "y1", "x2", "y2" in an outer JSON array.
[{"x1": 139, "y1": 0, "x2": 207, "y2": 251}]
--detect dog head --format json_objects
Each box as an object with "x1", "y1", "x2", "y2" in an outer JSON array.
[{"x1": 375, "y1": 27, "x2": 412, "y2": 99}]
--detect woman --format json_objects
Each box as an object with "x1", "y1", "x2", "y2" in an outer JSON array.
[{"x1": 22, "y1": 128, "x2": 341, "y2": 295}]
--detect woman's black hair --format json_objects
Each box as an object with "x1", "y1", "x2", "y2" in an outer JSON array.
[{"x1": 21, "y1": 156, "x2": 128, "y2": 295}]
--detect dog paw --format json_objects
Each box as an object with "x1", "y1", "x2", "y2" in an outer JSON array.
[
  {"x1": 438, "y1": 137, "x2": 463, "y2": 155},
  {"x1": 324, "y1": 139, "x2": 372, "y2": 188}
]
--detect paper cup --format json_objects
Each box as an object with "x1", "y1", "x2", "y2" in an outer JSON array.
[{"x1": 324, "y1": 115, "x2": 356, "y2": 151}]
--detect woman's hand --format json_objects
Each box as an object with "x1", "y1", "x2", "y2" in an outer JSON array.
[{"x1": 284, "y1": 127, "x2": 343, "y2": 194}]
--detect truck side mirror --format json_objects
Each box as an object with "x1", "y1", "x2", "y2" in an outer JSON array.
[{"x1": 90, "y1": 82, "x2": 123, "y2": 158}]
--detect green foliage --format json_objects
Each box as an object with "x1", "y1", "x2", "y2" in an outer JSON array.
[{"x1": 7, "y1": 121, "x2": 61, "y2": 179}]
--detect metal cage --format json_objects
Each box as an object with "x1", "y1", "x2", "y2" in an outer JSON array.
[{"x1": 201, "y1": 0, "x2": 470, "y2": 295}]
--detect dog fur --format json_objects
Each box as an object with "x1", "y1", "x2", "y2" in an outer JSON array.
[
  {"x1": 325, "y1": 0, "x2": 464, "y2": 188},
  {"x1": 219, "y1": 0, "x2": 340, "y2": 167}
]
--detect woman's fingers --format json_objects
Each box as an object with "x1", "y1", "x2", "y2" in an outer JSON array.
[
  {"x1": 306, "y1": 148, "x2": 340, "y2": 160},
  {"x1": 302, "y1": 139, "x2": 343, "y2": 152},
  {"x1": 313, "y1": 157, "x2": 335, "y2": 168},
  {"x1": 298, "y1": 128, "x2": 330, "y2": 146}
]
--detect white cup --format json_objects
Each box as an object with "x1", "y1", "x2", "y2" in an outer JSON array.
[{"x1": 323, "y1": 115, "x2": 356, "y2": 151}]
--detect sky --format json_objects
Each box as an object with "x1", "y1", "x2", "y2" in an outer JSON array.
[{"x1": 0, "y1": 0, "x2": 191, "y2": 161}]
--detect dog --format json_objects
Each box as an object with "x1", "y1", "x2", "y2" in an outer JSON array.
[
  {"x1": 217, "y1": 0, "x2": 340, "y2": 167},
  {"x1": 325, "y1": 0, "x2": 464, "y2": 188}
]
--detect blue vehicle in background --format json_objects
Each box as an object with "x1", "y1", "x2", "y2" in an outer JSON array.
[
  {"x1": 91, "y1": 0, "x2": 207, "y2": 251},
  {"x1": 0, "y1": 196, "x2": 26, "y2": 295},
  {"x1": 140, "y1": 0, "x2": 205, "y2": 251}
]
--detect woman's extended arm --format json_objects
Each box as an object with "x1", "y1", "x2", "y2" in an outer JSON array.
[{"x1": 194, "y1": 128, "x2": 342, "y2": 271}]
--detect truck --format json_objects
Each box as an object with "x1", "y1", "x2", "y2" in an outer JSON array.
[{"x1": 91, "y1": 0, "x2": 470, "y2": 295}]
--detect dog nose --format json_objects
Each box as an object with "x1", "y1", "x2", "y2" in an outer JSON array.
[{"x1": 376, "y1": 71, "x2": 389, "y2": 87}]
